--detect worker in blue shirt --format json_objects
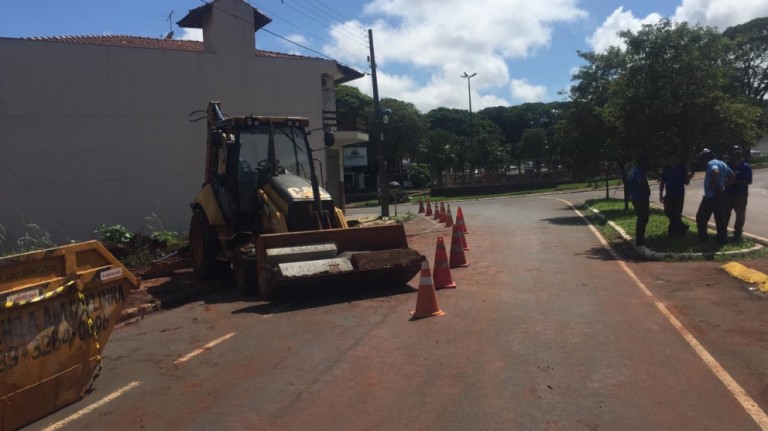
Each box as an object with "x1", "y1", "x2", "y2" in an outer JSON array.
[
  {"x1": 695, "y1": 148, "x2": 734, "y2": 245},
  {"x1": 724, "y1": 147, "x2": 752, "y2": 241},
  {"x1": 659, "y1": 151, "x2": 693, "y2": 237},
  {"x1": 627, "y1": 153, "x2": 651, "y2": 247}
]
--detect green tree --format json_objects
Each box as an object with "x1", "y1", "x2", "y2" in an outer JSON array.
[
  {"x1": 424, "y1": 129, "x2": 463, "y2": 185},
  {"x1": 335, "y1": 85, "x2": 373, "y2": 118},
  {"x1": 519, "y1": 128, "x2": 548, "y2": 164},
  {"x1": 478, "y1": 102, "x2": 568, "y2": 171},
  {"x1": 558, "y1": 47, "x2": 626, "y2": 179},
  {"x1": 425, "y1": 107, "x2": 471, "y2": 138},
  {"x1": 466, "y1": 118, "x2": 505, "y2": 170},
  {"x1": 609, "y1": 20, "x2": 761, "y2": 162},
  {"x1": 723, "y1": 17, "x2": 768, "y2": 102},
  {"x1": 380, "y1": 98, "x2": 427, "y2": 163}
]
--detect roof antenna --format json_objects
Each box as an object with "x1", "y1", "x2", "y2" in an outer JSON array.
[{"x1": 164, "y1": 10, "x2": 174, "y2": 39}]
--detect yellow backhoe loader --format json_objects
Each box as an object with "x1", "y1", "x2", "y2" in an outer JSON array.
[{"x1": 188, "y1": 102, "x2": 423, "y2": 299}]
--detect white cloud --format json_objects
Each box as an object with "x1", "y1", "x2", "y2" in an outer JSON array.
[
  {"x1": 588, "y1": 1, "x2": 768, "y2": 54},
  {"x1": 324, "y1": 0, "x2": 587, "y2": 111},
  {"x1": 348, "y1": 71, "x2": 418, "y2": 99},
  {"x1": 673, "y1": 0, "x2": 768, "y2": 29},
  {"x1": 509, "y1": 79, "x2": 548, "y2": 103},
  {"x1": 282, "y1": 33, "x2": 309, "y2": 48},
  {"x1": 177, "y1": 28, "x2": 202, "y2": 41},
  {"x1": 480, "y1": 94, "x2": 511, "y2": 109},
  {"x1": 324, "y1": 20, "x2": 370, "y2": 65},
  {"x1": 587, "y1": 7, "x2": 662, "y2": 52}
]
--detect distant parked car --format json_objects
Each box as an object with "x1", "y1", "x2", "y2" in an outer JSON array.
[{"x1": 750, "y1": 149, "x2": 763, "y2": 158}]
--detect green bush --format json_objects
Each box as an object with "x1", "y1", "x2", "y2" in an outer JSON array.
[
  {"x1": 95, "y1": 224, "x2": 133, "y2": 244},
  {"x1": 408, "y1": 163, "x2": 432, "y2": 188},
  {"x1": 151, "y1": 230, "x2": 182, "y2": 249}
]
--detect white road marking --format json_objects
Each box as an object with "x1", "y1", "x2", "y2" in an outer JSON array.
[
  {"x1": 552, "y1": 197, "x2": 768, "y2": 430},
  {"x1": 262, "y1": 305, "x2": 289, "y2": 318},
  {"x1": 173, "y1": 332, "x2": 236, "y2": 364},
  {"x1": 41, "y1": 381, "x2": 141, "y2": 431}
]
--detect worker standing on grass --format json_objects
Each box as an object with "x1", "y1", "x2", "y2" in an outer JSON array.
[
  {"x1": 724, "y1": 147, "x2": 752, "y2": 242},
  {"x1": 659, "y1": 151, "x2": 694, "y2": 238},
  {"x1": 695, "y1": 148, "x2": 734, "y2": 245},
  {"x1": 628, "y1": 154, "x2": 651, "y2": 247}
]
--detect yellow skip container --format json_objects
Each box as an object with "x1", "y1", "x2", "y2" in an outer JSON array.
[{"x1": 0, "y1": 241, "x2": 138, "y2": 430}]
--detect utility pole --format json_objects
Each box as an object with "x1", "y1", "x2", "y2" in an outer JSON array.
[{"x1": 369, "y1": 29, "x2": 389, "y2": 217}]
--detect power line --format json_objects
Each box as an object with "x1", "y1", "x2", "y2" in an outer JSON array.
[
  {"x1": 293, "y1": 0, "x2": 369, "y2": 41},
  {"x1": 252, "y1": 0, "x2": 365, "y2": 47},
  {"x1": 261, "y1": 28, "x2": 332, "y2": 59},
  {"x1": 246, "y1": 0, "x2": 369, "y2": 59},
  {"x1": 249, "y1": 2, "x2": 365, "y2": 60},
  {"x1": 307, "y1": 0, "x2": 366, "y2": 32},
  {"x1": 259, "y1": 0, "x2": 368, "y2": 48},
  {"x1": 262, "y1": 0, "x2": 368, "y2": 43},
  {"x1": 195, "y1": 0, "x2": 367, "y2": 64}
]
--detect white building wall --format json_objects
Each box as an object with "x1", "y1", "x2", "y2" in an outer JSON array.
[{"x1": 0, "y1": 31, "x2": 342, "y2": 242}]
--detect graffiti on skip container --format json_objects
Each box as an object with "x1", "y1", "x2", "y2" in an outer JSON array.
[{"x1": 0, "y1": 283, "x2": 125, "y2": 373}]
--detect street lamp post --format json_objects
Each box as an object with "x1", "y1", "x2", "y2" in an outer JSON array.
[
  {"x1": 461, "y1": 72, "x2": 477, "y2": 147},
  {"x1": 461, "y1": 72, "x2": 476, "y2": 184}
]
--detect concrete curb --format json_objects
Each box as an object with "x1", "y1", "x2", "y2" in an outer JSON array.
[
  {"x1": 587, "y1": 207, "x2": 764, "y2": 261},
  {"x1": 347, "y1": 185, "x2": 615, "y2": 211},
  {"x1": 589, "y1": 207, "x2": 768, "y2": 293},
  {"x1": 721, "y1": 262, "x2": 768, "y2": 293}
]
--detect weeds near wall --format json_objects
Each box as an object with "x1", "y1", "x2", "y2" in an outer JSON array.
[
  {"x1": 94, "y1": 215, "x2": 185, "y2": 269},
  {"x1": 0, "y1": 222, "x2": 57, "y2": 257},
  {"x1": 0, "y1": 224, "x2": 9, "y2": 256}
]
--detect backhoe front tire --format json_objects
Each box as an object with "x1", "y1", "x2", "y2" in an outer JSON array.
[{"x1": 190, "y1": 209, "x2": 229, "y2": 280}]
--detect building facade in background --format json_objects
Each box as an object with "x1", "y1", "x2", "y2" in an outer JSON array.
[{"x1": 0, "y1": 0, "x2": 365, "y2": 243}]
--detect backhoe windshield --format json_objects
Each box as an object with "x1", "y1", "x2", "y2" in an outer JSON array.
[{"x1": 238, "y1": 124, "x2": 312, "y2": 180}]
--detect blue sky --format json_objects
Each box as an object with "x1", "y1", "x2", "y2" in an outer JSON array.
[{"x1": 2, "y1": 0, "x2": 767, "y2": 112}]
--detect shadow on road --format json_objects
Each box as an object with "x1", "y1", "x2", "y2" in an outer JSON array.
[
  {"x1": 132, "y1": 266, "x2": 419, "y2": 319},
  {"x1": 540, "y1": 215, "x2": 589, "y2": 226},
  {"x1": 577, "y1": 245, "x2": 619, "y2": 261},
  {"x1": 231, "y1": 283, "x2": 416, "y2": 315}
]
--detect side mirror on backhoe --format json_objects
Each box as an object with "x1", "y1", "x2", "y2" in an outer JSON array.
[{"x1": 324, "y1": 130, "x2": 335, "y2": 147}]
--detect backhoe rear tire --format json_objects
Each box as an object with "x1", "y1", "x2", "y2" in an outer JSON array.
[{"x1": 190, "y1": 209, "x2": 229, "y2": 280}]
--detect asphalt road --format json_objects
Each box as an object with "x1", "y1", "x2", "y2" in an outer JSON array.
[{"x1": 25, "y1": 194, "x2": 768, "y2": 430}]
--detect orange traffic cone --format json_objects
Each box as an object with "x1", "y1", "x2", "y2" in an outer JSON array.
[
  {"x1": 425, "y1": 200, "x2": 433, "y2": 216},
  {"x1": 438, "y1": 202, "x2": 446, "y2": 223},
  {"x1": 456, "y1": 207, "x2": 468, "y2": 234},
  {"x1": 433, "y1": 202, "x2": 441, "y2": 220},
  {"x1": 418, "y1": 198, "x2": 425, "y2": 213},
  {"x1": 433, "y1": 236, "x2": 457, "y2": 289},
  {"x1": 445, "y1": 204, "x2": 454, "y2": 228},
  {"x1": 449, "y1": 224, "x2": 469, "y2": 268},
  {"x1": 411, "y1": 260, "x2": 446, "y2": 319}
]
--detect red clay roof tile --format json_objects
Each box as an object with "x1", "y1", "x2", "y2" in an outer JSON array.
[{"x1": 22, "y1": 35, "x2": 307, "y2": 59}]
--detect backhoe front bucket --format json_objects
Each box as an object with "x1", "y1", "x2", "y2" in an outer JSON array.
[
  {"x1": 0, "y1": 241, "x2": 138, "y2": 430},
  {"x1": 255, "y1": 223, "x2": 424, "y2": 299}
]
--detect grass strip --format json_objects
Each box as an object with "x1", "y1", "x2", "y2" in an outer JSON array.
[{"x1": 584, "y1": 198, "x2": 765, "y2": 260}]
